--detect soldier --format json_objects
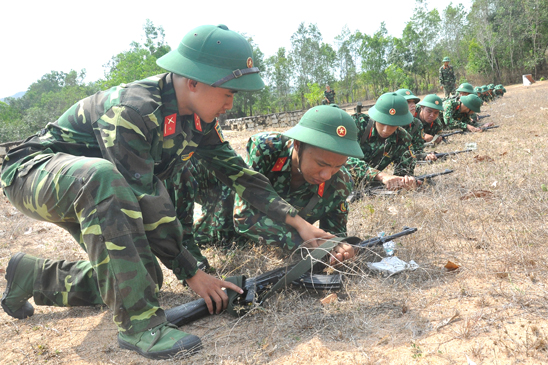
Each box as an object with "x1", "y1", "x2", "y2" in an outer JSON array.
[
  {"x1": 323, "y1": 84, "x2": 336, "y2": 105},
  {"x1": 180, "y1": 105, "x2": 363, "y2": 257},
  {"x1": 455, "y1": 82, "x2": 474, "y2": 97},
  {"x1": 494, "y1": 84, "x2": 505, "y2": 97},
  {"x1": 439, "y1": 57, "x2": 457, "y2": 98},
  {"x1": 396, "y1": 89, "x2": 436, "y2": 161},
  {"x1": 486, "y1": 84, "x2": 495, "y2": 101},
  {"x1": 480, "y1": 85, "x2": 490, "y2": 103},
  {"x1": 416, "y1": 94, "x2": 445, "y2": 146},
  {"x1": 443, "y1": 94, "x2": 493, "y2": 132},
  {"x1": 0, "y1": 24, "x2": 330, "y2": 360},
  {"x1": 346, "y1": 92, "x2": 419, "y2": 190}
]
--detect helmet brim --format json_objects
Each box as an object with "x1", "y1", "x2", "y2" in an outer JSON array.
[
  {"x1": 284, "y1": 124, "x2": 364, "y2": 159},
  {"x1": 157, "y1": 51, "x2": 265, "y2": 92}
]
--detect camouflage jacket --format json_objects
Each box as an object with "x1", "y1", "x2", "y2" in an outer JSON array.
[
  {"x1": 234, "y1": 132, "x2": 352, "y2": 250},
  {"x1": 416, "y1": 105, "x2": 445, "y2": 136},
  {"x1": 0, "y1": 73, "x2": 297, "y2": 279},
  {"x1": 439, "y1": 65, "x2": 456, "y2": 86},
  {"x1": 443, "y1": 98, "x2": 478, "y2": 131},
  {"x1": 402, "y1": 116, "x2": 425, "y2": 157},
  {"x1": 346, "y1": 113, "x2": 416, "y2": 184},
  {"x1": 324, "y1": 89, "x2": 336, "y2": 104}
]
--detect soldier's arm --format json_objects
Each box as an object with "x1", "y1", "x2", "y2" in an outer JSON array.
[
  {"x1": 393, "y1": 144, "x2": 417, "y2": 177},
  {"x1": 195, "y1": 122, "x2": 297, "y2": 223},
  {"x1": 345, "y1": 157, "x2": 380, "y2": 187},
  {"x1": 233, "y1": 194, "x2": 304, "y2": 250},
  {"x1": 443, "y1": 103, "x2": 468, "y2": 131},
  {"x1": 95, "y1": 105, "x2": 198, "y2": 280}
]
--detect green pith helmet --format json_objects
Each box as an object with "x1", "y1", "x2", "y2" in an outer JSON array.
[
  {"x1": 474, "y1": 86, "x2": 481, "y2": 94},
  {"x1": 456, "y1": 83, "x2": 474, "y2": 94},
  {"x1": 442, "y1": 56, "x2": 451, "y2": 62},
  {"x1": 283, "y1": 105, "x2": 364, "y2": 159},
  {"x1": 460, "y1": 94, "x2": 483, "y2": 113},
  {"x1": 418, "y1": 94, "x2": 444, "y2": 111},
  {"x1": 368, "y1": 93, "x2": 413, "y2": 126},
  {"x1": 482, "y1": 86, "x2": 488, "y2": 92},
  {"x1": 488, "y1": 84, "x2": 495, "y2": 90},
  {"x1": 396, "y1": 88, "x2": 420, "y2": 103},
  {"x1": 157, "y1": 24, "x2": 264, "y2": 91}
]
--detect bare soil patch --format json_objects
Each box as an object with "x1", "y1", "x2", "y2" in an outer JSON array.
[{"x1": 2, "y1": 81, "x2": 548, "y2": 364}]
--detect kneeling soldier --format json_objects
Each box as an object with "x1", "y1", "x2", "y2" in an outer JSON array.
[
  {"x1": 171, "y1": 105, "x2": 363, "y2": 262},
  {"x1": 0, "y1": 24, "x2": 329, "y2": 360}
]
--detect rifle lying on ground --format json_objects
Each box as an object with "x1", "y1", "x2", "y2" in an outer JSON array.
[
  {"x1": 437, "y1": 125, "x2": 499, "y2": 143},
  {"x1": 347, "y1": 169, "x2": 454, "y2": 203},
  {"x1": 477, "y1": 114, "x2": 490, "y2": 120},
  {"x1": 165, "y1": 227, "x2": 418, "y2": 327},
  {"x1": 417, "y1": 149, "x2": 473, "y2": 164}
]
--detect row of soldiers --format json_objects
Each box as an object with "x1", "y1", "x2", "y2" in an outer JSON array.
[{"x1": 0, "y1": 26, "x2": 506, "y2": 360}]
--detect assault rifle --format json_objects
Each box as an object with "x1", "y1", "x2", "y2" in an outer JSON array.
[
  {"x1": 347, "y1": 169, "x2": 454, "y2": 203},
  {"x1": 165, "y1": 227, "x2": 418, "y2": 327},
  {"x1": 438, "y1": 125, "x2": 499, "y2": 143},
  {"x1": 417, "y1": 149, "x2": 473, "y2": 164},
  {"x1": 477, "y1": 114, "x2": 490, "y2": 120}
]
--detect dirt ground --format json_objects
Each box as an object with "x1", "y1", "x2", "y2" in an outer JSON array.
[{"x1": 1, "y1": 82, "x2": 548, "y2": 364}]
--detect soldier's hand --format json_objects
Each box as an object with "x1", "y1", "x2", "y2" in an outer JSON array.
[
  {"x1": 401, "y1": 175, "x2": 422, "y2": 189},
  {"x1": 185, "y1": 269, "x2": 244, "y2": 315},
  {"x1": 423, "y1": 133, "x2": 434, "y2": 142},
  {"x1": 466, "y1": 125, "x2": 482, "y2": 133},
  {"x1": 330, "y1": 242, "x2": 355, "y2": 264},
  {"x1": 425, "y1": 153, "x2": 438, "y2": 161},
  {"x1": 382, "y1": 175, "x2": 405, "y2": 190},
  {"x1": 434, "y1": 136, "x2": 443, "y2": 144},
  {"x1": 287, "y1": 214, "x2": 334, "y2": 248}
]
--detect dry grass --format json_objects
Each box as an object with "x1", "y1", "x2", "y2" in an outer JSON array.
[{"x1": 2, "y1": 82, "x2": 548, "y2": 364}]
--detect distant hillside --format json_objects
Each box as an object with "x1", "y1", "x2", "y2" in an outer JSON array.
[{"x1": 1, "y1": 91, "x2": 25, "y2": 102}]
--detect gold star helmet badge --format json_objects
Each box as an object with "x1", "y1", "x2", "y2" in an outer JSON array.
[
  {"x1": 389, "y1": 108, "x2": 396, "y2": 115},
  {"x1": 247, "y1": 57, "x2": 253, "y2": 68},
  {"x1": 336, "y1": 126, "x2": 347, "y2": 137},
  {"x1": 406, "y1": 91, "x2": 410, "y2": 95},
  {"x1": 435, "y1": 101, "x2": 439, "y2": 105}
]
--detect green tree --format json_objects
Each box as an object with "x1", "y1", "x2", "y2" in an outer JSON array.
[
  {"x1": 335, "y1": 26, "x2": 360, "y2": 103},
  {"x1": 101, "y1": 19, "x2": 171, "y2": 88},
  {"x1": 290, "y1": 23, "x2": 335, "y2": 109},
  {"x1": 265, "y1": 47, "x2": 293, "y2": 112}
]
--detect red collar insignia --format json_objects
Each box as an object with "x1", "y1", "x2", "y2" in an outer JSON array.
[
  {"x1": 318, "y1": 182, "x2": 325, "y2": 197},
  {"x1": 164, "y1": 113, "x2": 177, "y2": 137},
  {"x1": 194, "y1": 113, "x2": 202, "y2": 132},
  {"x1": 271, "y1": 157, "x2": 287, "y2": 172}
]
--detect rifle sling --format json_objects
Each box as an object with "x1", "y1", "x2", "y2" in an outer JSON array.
[{"x1": 260, "y1": 237, "x2": 358, "y2": 303}]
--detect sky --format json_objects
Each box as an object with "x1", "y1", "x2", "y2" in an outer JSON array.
[{"x1": 0, "y1": 0, "x2": 472, "y2": 99}]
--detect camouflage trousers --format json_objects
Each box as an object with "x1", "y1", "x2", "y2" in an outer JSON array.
[
  {"x1": 443, "y1": 84, "x2": 455, "y2": 98},
  {"x1": 4, "y1": 152, "x2": 166, "y2": 335},
  {"x1": 166, "y1": 157, "x2": 238, "y2": 260}
]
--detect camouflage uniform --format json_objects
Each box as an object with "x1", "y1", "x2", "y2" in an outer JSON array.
[
  {"x1": 0, "y1": 73, "x2": 297, "y2": 335},
  {"x1": 439, "y1": 65, "x2": 456, "y2": 98},
  {"x1": 324, "y1": 89, "x2": 336, "y2": 104},
  {"x1": 172, "y1": 132, "x2": 352, "y2": 252},
  {"x1": 402, "y1": 116, "x2": 426, "y2": 160},
  {"x1": 443, "y1": 98, "x2": 478, "y2": 131},
  {"x1": 346, "y1": 113, "x2": 415, "y2": 185}
]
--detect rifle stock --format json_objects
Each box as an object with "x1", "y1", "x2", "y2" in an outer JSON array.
[{"x1": 165, "y1": 227, "x2": 418, "y2": 327}]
